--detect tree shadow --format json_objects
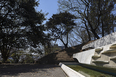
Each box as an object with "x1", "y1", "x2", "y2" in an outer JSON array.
[
  {"x1": 0, "y1": 63, "x2": 59, "y2": 76},
  {"x1": 37, "y1": 53, "x2": 58, "y2": 64}
]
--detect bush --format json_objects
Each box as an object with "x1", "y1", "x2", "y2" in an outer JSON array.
[{"x1": 24, "y1": 54, "x2": 35, "y2": 63}]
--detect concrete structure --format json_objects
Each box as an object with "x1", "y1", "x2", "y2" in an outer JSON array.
[
  {"x1": 82, "y1": 32, "x2": 116, "y2": 50},
  {"x1": 59, "y1": 63, "x2": 85, "y2": 77},
  {"x1": 73, "y1": 49, "x2": 95, "y2": 64},
  {"x1": 73, "y1": 43, "x2": 116, "y2": 68}
]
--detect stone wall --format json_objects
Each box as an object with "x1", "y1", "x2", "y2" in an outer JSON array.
[{"x1": 82, "y1": 32, "x2": 116, "y2": 50}]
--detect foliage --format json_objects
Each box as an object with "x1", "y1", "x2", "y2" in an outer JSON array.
[
  {"x1": 23, "y1": 54, "x2": 34, "y2": 63},
  {"x1": 0, "y1": 0, "x2": 47, "y2": 62},
  {"x1": 52, "y1": 45, "x2": 62, "y2": 51},
  {"x1": 44, "y1": 44, "x2": 62, "y2": 55},
  {"x1": 11, "y1": 50, "x2": 24, "y2": 63},
  {"x1": 46, "y1": 12, "x2": 77, "y2": 48}
]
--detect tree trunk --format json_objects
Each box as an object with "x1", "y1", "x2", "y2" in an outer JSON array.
[
  {"x1": 102, "y1": 21, "x2": 104, "y2": 37},
  {"x1": 64, "y1": 44, "x2": 68, "y2": 48},
  {"x1": 91, "y1": 29, "x2": 100, "y2": 39},
  {"x1": 2, "y1": 56, "x2": 8, "y2": 63},
  {"x1": 85, "y1": 16, "x2": 100, "y2": 39},
  {"x1": 66, "y1": 33, "x2": 68, "y2": 48},
  {"x1": 87, "y1": 18, "x2": 100, "y2": 39},
  {"x1": 60, "y1": 38, "x2": 68, "y2": 49},
  {"x1": 85, "y1": 22, "x2": 91, "y2": 41},
  {"x1": 112, "y1": 25, "x2": 114, "y2": 32},
  {"x1": 1, "y1": 49, "x2": 9, "y2": 63}
]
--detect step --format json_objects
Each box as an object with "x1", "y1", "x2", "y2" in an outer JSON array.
[
  {"x1": 110, "y1": 56, "x2": 116, "y2": 60},
  {"x1": 95, "y1": 47, "x2": 103, "y2": 52},
  {"x1": 92, "y1": 60, "x2": 109, "y2": 63},
  {"x1": 110, "y1": 44, "x2": 116, "y2": 49},
  {"x1": 102, "y1": 49, "x2": 116, "y2": 54},
  {"x1": 92, "y1": 55, "x2": 101, "y2": 59}
]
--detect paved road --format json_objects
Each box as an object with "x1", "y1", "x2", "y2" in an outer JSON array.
[{"x1": 0, "y1": 64, "x2": 66, "y2": 77}]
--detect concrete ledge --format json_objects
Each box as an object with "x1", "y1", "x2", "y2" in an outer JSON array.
[
  {"x1": 59, "y1": 63, "x2": 85, "y2": 77},
  {"x1": 73, "y1": 49, "x2": 95, "y2": 64}
]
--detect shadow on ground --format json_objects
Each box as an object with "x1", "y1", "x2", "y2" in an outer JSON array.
[{"x1": 0, "y1": 63, "x2": 58, "y2": 76}]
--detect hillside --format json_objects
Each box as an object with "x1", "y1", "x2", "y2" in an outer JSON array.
[{"x1": 37, "y1": 44, "x2": 84, "y2": 64}]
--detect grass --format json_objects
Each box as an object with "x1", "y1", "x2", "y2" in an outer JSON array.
[
  {"x1": 67, "y1": 65, "x2": 114, "y2": 77},
  {"x1": 80, "y1": 64, "x2": 116, "y2": 74}
]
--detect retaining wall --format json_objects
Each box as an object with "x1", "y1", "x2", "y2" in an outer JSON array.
[{"x1": 82, "y1": 32, "x2": 116, "y2": 50}]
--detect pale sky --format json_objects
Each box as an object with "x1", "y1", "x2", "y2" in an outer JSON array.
[{"x1": 37, "y1": 0, "x2": 59, "y2": 20}]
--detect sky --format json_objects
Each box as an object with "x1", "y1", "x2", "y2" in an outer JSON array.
[{"x1": 36, "y1": 0, "x2": 59, "y2": 21}]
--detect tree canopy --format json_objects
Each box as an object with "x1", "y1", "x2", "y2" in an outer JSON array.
[
  {"x1": 58, "y1": 0, "x2": 116, "y2": 40},
  {"x1": 0, "y1": 0, "x2": 47, "y2": 62},
  {"x1": 46, "y1": 12, "x2": 77, "y2": 48}
]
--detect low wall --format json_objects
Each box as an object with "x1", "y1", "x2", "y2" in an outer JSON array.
[
  {"x1": 59, "y1": 63, "x2": 85, "y2": 77},
  {"x1": 82, "y1": 32, "x2": 116, "y2": 50}
]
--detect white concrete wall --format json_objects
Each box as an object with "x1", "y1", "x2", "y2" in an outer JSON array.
[
  {"x1": 82, "y1": 32, "x2": 116, "y2": 50},
  {"x1": 73, "y1": 49, "x2": 95, "y2": 64}
]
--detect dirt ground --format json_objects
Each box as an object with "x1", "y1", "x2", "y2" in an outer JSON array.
[{"x1": 0, "y1": 63, "x2": 66, "y2": 77}]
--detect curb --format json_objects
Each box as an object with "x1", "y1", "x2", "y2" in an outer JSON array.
[{"x1": 59, "y1": 63, "x2": 85, "y2": 77}]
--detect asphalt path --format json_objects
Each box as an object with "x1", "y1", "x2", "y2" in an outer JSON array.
[{"x1": 0, "y1": 64, "x2": 66, "y2": 77}]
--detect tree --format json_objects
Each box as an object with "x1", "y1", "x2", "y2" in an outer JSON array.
[
  {"x1": 86, "y1": 0, "x2": 116, "y2": 37},
  {"x1": 44, "y1": 43, "x2": 62, "y2": 55},
  {"x1": 0, "y1": 0, "x2": 47, "y2": 62},
  {"x1": 0, "y1": 29, "x2": 26, "y2": 62},
  {"x1": 74, "y1": 28, "x2": 90, "y2": 43},
  {"x1": 11, "y1": 50, "x2": 24, "y2": 63},
  {"x1": 44, "y1": 41, "x2": 53, "y2": 55},
  {"x1": 58, "y1": 0, "x2": 116, "y2": 39},
  {"x1": 24, "y1": 54, "x2": 35, "y2": 63},
  {"x1": 46, "y1": 12, "x2": 77, "y2": 48}
]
